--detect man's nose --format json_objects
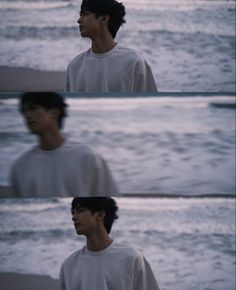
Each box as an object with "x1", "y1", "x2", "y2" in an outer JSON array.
[
  {"x1": 77, "y1": 17, "x2": 82, "y2": 24},
  {"x1": 24, "y1": 109, "x2": 32, "y2": 118}
]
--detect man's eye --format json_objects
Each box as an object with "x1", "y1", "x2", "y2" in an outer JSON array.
[
  {"x1": 81, "y1": 10, "x2": 90, "y2": 16},
  {"x1": 78, "y1": 208, "x2": 85, "y2": 213},
  {"x1": 22, "y1": 104, "x2": 39, "y2": 112},
  {"x1": 30, "y1": 105, "x2": 39, "y2": 110},
  {"x1": 75, "y1": 207, "x2": 86, "y2": 213}
]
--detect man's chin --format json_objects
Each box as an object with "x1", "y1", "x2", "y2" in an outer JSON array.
[
  {"x1": 28, "y1": 128, "x2": 40, "y2": 135},
  {"x1": 80, "y1": 31, "x2": 89, "y2": 38},
  {"x1": 27, "y1": 124, "x2": 40, "y2": 134},
  {"x1": 75, "y1": 229, "x2": 83, "y2": 235}
]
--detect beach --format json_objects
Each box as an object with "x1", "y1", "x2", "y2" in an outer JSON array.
[
  {"x1": 0, "y1": 185, "x2": 11, "y2": 197},
  {"x1": 0, "y1": 197, "x2": 235, "y2": 290},
  {"x1": 0, "y1": 95, "x2": 235, "y2": 195},
  {"x1": 0, "y1": 67, "x2": 65, "y2": 91},
  {"x1": 0, "y1": 0, "x2": 235, "y2": 91},
  {"x1": 0, "y1": 273, "x2": 59, "y2": 290}
]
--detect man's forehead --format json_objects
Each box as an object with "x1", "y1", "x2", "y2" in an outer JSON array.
[
  {"x1": 22, "y1": 101, "x2": 38, "y2": 106},
  {"x1": 72, "y1": 204, "x2": 85, "y2": 211},
  {"x1": 80, "y1": 8, "x2": 92, "y2": 15},
  {"x1": 21, "y1": 102, "x2": 41, "y2": 110},
  {"x1": 72, "y1": 205, "x2": 90, "y2": 215}
]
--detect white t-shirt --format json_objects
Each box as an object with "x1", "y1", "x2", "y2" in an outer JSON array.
[
  {"x1": 65, "y1": 45, "x2": 158, "y2": 92},
  {"x1": 60, "y1": 242, "x2": 160, "y2": 290},
  {"x1": 10, "y1": 142, "x2": 118, "y2": 197}
]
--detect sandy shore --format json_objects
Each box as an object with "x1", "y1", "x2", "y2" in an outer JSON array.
[
  {"x1": 0, "y1": 272, "x2": 60, "y2": 290},
  {"x1": 0, "y1": 185, "x2": 13, "y2": 197},
  {"x1": 0, "y1": 67, "x2": 65, "y2": 91}
]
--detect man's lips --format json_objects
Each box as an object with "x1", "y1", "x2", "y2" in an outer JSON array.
[{"x1": 27, "y1": 120, "x2": 37, "y2": 126}]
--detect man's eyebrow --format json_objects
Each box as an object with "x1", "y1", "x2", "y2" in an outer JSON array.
[
  {"x1": 71, "y1": 205, "x2": 85, "y2": 212},
  {"x1": 23, "y1": 102, "x2": 38, "y2": 107},
  {"x1": 21, "y1": 103, "x2": 35, "y2": 111},
  {"x1": 80, "y1": 9, "x2": 91, "y2": 15}
]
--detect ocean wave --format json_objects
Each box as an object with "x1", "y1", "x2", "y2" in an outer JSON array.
[
  {"x1": 0, "y1": 228, "x2": 74, "y2": 242},
  {"x1": 0, "y1": 132, "x2": 29, "y2": 142},
  {"x1": 0, "y1": 96, "x2": 235, "y2": 194},
  {"x1": 0, "y1": 26, "x2": 78, "y2": 40},
  {"x1": 0, "y1": 197, "x2": 61, "y2": 208},
  {"x1": 209, "y1": 101, "x2": 236, "y2": 109},
  {"x1": 1, "y1": 26, "x2": 235, "y2": 41},
  {"x1": 0, "y1": 1, "x2": 70, "y2": 10}
]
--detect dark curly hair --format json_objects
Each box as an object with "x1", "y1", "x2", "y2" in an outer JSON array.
[
  {"x1": 20, "y1": 92, "x2": 68, "y2": 129},
  {"x1": 81, "y1": 0, "x2": 126, "y2": 38},
  {"x1": 71, "y1": 197, "x2": 119, "y2": 233}
]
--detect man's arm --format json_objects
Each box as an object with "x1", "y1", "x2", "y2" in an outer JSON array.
[
  {"x1": 9, "y1": 163, "x2": 20, "y2": 196},
  {"x1": 133, "y1": 58, "x2": 158, "y2": 92},
  {"x1": 88, "y1": 154, "x2": 119, "y2": 196},
  {"x1": 82, "y1": 149, "x2": 119, "y2": 196},
  {"x1": 59, "y1": 265, "x2": 67, "y2": 290},
  {"x1": 65, "y1": 68, "x2": 70, "y2": 92},
  {"x1": 132, "y1": 253, "x2": 160, "y2": 290}
]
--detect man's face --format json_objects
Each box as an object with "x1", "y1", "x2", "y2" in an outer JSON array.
[
  {"x1": 72, "y1": 206, "x2": 100, "y2": 236},
  {"x1": 21, "y1": 103, "x2": 58, "y2": 134},
  {"x1": 77, "y1": 10, "x2": 103, "y2": 38}
]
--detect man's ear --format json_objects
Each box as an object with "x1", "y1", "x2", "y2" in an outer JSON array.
[
  {"x1": 99, "y1": 14, "x2": 109, "y2": 25},
  {"x1": 96, "y1": 210, "x2": 105, "y2": 221},
  {"x1": 50, "y1": 108, "x2": 60, "y2": 120}
]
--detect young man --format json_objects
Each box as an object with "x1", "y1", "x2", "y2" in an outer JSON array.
[
  {"x1": 60, "y1": 197, "x2": 160, "y2": 290},
  {"x1": 65, "y1": 0, "x2": 157, "y2": 92},
  {"x1": 10, "y1": 92, "x2": 118, "y2": 197}
]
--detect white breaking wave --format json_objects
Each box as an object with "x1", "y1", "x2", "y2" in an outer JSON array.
[{"x1": 0, "y1": 1, "x2": 69, "y2": 10}]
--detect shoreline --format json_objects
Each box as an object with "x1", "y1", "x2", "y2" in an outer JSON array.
[
  {"x1": 0, "y1": 272, "x2": 59, "y2": 290},
  {"x1": 0, "y1": 66, "x2": 65, "y2": 91}
]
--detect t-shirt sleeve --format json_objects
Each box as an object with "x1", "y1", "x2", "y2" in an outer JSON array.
[
  {"x1": 132, "y1": 253, "x2": 160, "y2": 290},
  {"x1": 85, "y1": 152, "x2": 119, "y2": 196},
  {"x1": 59, "y1": 264, "x2": 67, "y2": 290},
  {"x1": 9, "y1": 162, "x2": 21, "y2": 196},
  {"x1": 65, "y1": 64, "x2": 70, "y2": 92},
  {"x1": 133, "y1": 58, "x2": 158, "y2": 92}
]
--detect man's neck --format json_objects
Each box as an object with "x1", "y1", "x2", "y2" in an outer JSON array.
[
  {"x1": 86, "y1": 231, "x2": 113, "y2": 252},
  {"x1": 91, "y1": 34, "x2": 117, "y2": 54},
  {"x1": 39, "y1": 131, "x2": 65, "y2": 151}
]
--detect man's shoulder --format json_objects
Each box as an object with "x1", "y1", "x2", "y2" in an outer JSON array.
[
  {"x1": 12, "y1": 146, "x2": 38, "y2": 168},
  {"x1": 116, "y1": 45, "x2": 144, "y2": 61},
  {"x1": 62, "y1": 247, "x2": 85, "y2": 267},
  {"x1": 111, "y1": 243, "x2": 143, "y2": 260},
  {"x1": 63, "y1": 142, "x2": 98, "y2": 158},
  {"x1": 12, "y1": 143, "x2": 98, "y2": 166},
  {"x1": 67, "y1": 49, "x2": 90, "y2": 68}
]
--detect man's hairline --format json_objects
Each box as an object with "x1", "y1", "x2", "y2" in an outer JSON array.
[
  {"x1": 71, "y1": 205, "x2": 105, "y2": 215},
  {"x1": 20, "y1": 102, "x2": 64, "y2": 114},
  {"x1": 80, "y1": 8, "x2": 110, "y2": 18}
]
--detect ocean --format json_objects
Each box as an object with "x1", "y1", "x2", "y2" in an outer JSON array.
[
  {"x1": 0, "y1": 0, "x2": 235, "y2": 91},
  {"x1": 0, "y1": 197, "x2": 235, "y2": 290},
  {"x1": 0, "y1": 94, "x2": 235, "y2": 196}
]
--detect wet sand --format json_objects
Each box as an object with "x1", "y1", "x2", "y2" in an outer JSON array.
[
  {"x1": 0, "y1": 67, "x2": 65, "y2": 91},
  {"x1": 0, "y1": 185, "x2": 12, "y2": 197},
  {"x1": 0, "y1": 272, "x2": 60, "y2": 290}
]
